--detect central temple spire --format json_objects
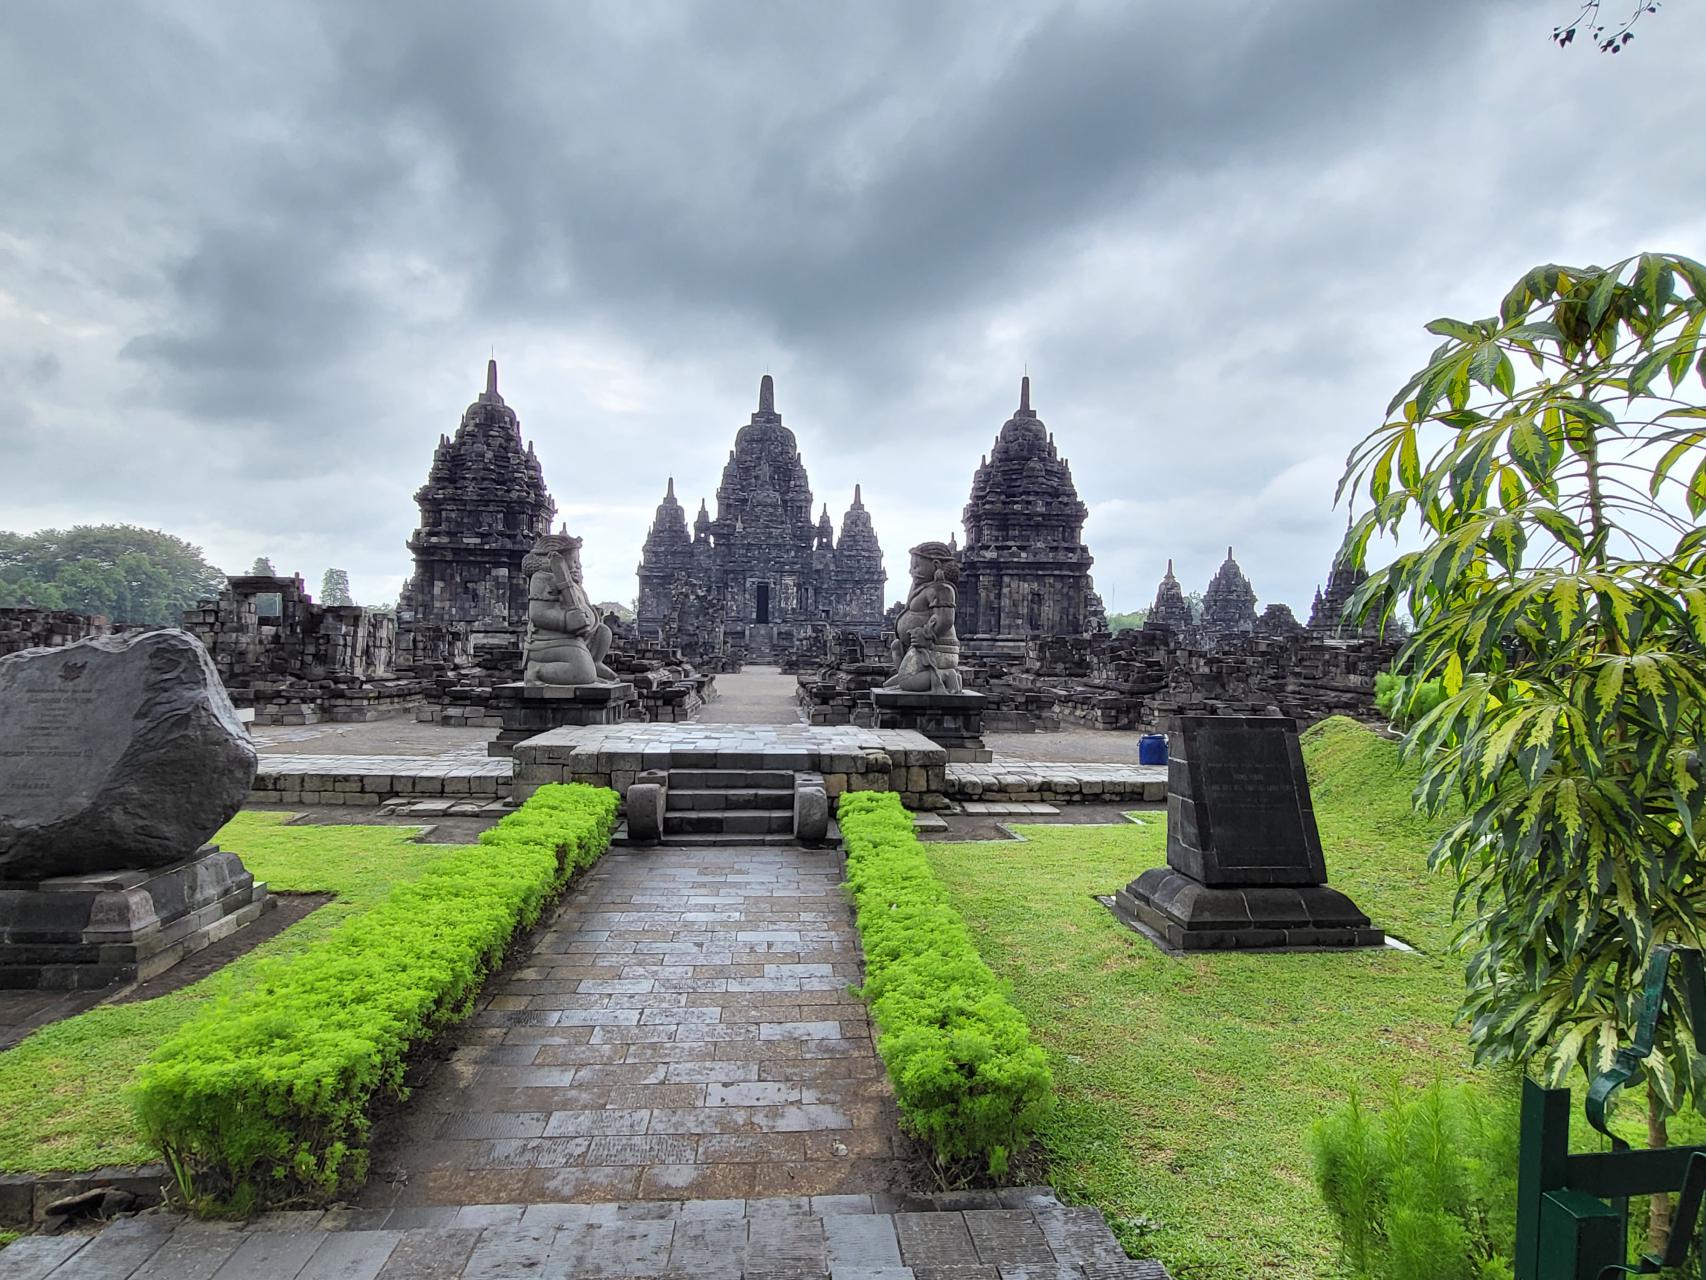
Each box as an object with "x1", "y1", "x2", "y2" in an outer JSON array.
[
  {"x1": 480, "y1": 358, "x2": 503, "y2": 405},
  {"x1": 759, "y1": 373, "x2": 774, "y2": 415},
  {"x1": 1019, "y1": 375, "x2": 1031, "y2": 415}
]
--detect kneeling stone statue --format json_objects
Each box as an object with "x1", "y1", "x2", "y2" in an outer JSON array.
[
  {"x1": 885, "y1": 540, "x2": 964, "y2": 694},
  {"x1": 523, "y1": 530, "x2": 617, "y2": 686}
]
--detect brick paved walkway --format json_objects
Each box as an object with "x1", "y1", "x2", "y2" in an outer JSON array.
[
  {"x1": 3, "y1": 1192, "x2": 1169, "y2": 1278},
  {"x1": 359, "y1": 844, "x2": 911, "y2": 1207},
  {"x1": 696, "y1": 667, "x2": 804, "y2": 725},
  {"x1": 8, "y1": 843, "x2": 1173, "y2": 1278}
]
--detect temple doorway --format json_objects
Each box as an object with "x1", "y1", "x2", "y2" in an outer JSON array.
[{"x1": 755, "y1": 583, "x2": 770, "y2": 623}]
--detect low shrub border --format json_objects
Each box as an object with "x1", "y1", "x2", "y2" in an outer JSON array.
[
  {"x1": 132, "y1": 783, "x2": 617, "y2": 1212},
  {"x1": 837, "y1": 792, "x2": 1053, "y2": 1177}
]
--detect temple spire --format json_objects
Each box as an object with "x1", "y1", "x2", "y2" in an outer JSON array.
[
  {"x1": 853, "y1": 483, "x2": 863, "y2": 506},
  {"x1": 759, "y1": 374, "x2": 774, "y2": 415},
  {"x1": 1167, "y1": 558, "x2": 1174, "y2": 576},
  {"x1": 1019, "y1": 375, "x2": 1031, "y2": 414},
  {"x1": 481, "y1": 358, "x2": 501, "y2": 403},
  {"x1": 666, "y1": 476, "x2": 676, "y2": 500}
]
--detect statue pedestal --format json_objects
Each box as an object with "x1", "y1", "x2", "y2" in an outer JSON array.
[
  {"x1": 870, "y1": 689, "x2": 992, "y2": 762},
  {"x1": 0, "y1": 849, "x2": 271, "y2": 990},
  {"x1": 488, "y1": 682, "x2": 637, "y2": 756}
]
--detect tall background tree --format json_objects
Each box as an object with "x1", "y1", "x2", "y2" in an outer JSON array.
[
  {"x1": 249, "y1": 556, "x2": 277, "y2": 576},
  {"x1": 0, "y1": 525, "x2": 228, "y2": 626},
  {"x1": 319, "y1": 568, "x2": 353, "y2": 606},
  {"x1": 1340, "y1": 253, "x2": 1706, "y2": 1251}
]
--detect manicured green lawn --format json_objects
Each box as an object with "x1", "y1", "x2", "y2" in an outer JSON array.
[
  {"x1": 923, "y1": 717, "x2": 1472, "y2": 1280},
  {"x1": 0, "y1": 814, "x2": 455, "y2": 1173}
]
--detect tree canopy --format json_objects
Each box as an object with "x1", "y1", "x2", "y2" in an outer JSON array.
[
  {"x1": 319, "y1": 568, "x2": 353, "y2": 606},
  {"x1": 1340, "y1": 252, "x2": 1706, "y2": 1247},
  {"x1": 0, "y1": 524, "x2": 228, "y2": 626}
]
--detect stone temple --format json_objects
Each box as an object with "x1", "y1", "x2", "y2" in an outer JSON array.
[
  {"x1": 399, "y1": 360, "x2": 557, "y2": 626},
  {"x1": 957, "y1": 378, "x2": 1097, "y2": 653},
  {"x1": 635, "y1": 376, "x2": 887, "y2": 658}
]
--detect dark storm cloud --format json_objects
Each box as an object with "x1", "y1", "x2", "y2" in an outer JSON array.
[{"x1": 2, "y1": 0, "x2": 1703, "y2": 609}]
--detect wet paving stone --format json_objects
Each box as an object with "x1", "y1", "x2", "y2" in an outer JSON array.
[{"x1": 363, "y1": 845, "x2": 909, "y2": 1205}]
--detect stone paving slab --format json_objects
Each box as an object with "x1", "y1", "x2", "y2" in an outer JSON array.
[
  {"x1": 6, "y1": 1196, "x2": 1170, "y2": 1278},
  {"x1": 359, "y1": 845, "x2": 911, "y2": 1208}
]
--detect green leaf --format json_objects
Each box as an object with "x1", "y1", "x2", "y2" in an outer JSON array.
[
  {"x1": 1584, "y1": 268, "x2": 1622, "y2": 332},
  {"x1": 1426, "y1": 317, "x2": 1480, "y2": 342}
]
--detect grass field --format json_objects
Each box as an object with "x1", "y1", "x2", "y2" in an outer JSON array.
[
  {"x1": 0, "y1": 814, "x2": 455, "y2": 1173},
  {"x1": 923, "y1": 717, "x2": 1475, "y2": 1280}
]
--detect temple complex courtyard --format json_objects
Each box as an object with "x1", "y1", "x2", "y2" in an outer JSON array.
[{"x1": 1, "y1": 665, "x2": 1454, "y2": 1280}]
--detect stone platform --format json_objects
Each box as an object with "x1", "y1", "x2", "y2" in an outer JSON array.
[
  {"x1": 513, "y1": 724, "x2": 950, "y2": 811},
  {"x1": 945, "y1": 757, "x2": 1167, "y2": 805},
  {"x1": 252, "y1": 751, "x2": 513, "y2": 808},
  {"x1": 0, "y1": 849, "x2": 270, "y2": 989}
]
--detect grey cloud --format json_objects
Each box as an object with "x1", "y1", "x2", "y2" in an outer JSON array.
[{"x1": 2, "y1": 0, "x2": 1704, "y2": 613}]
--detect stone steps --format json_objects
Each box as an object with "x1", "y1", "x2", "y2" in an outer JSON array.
[
  {"x1": 665, "y1": 787, "x2": 795, "y2": 812},
  {"x1": 665, "y1": 808, "x2": 795, "y2": 837},
  {"x1": 6, "y1": 1190, "x2": 1171, "y2": 1278},
  {"x1": 666, "y1": 768, "x2": 797, "y2": 791},
  {"x1": 611, "y1": 822, "x2": 838, "y2": 849}
]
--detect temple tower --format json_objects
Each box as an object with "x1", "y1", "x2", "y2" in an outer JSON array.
[
  {"x1": 401, "y1": 360, "x2": 556, "y2": 624},
  {"x1": 1146, "y1": 559, "x2": 1195, "y2": 634},
  {"x1": 957, "y1": 377, "x2": 1096, "y2": 650},
  {"x1": 1199, "y1": 547, "x2": 1258, "y2": 639},
  {"x1": 1308, "y1": 551, "x2": 1376, "y2": 638},
  {"x1": 634, "y1": 375, "x2": 886, "y2": 656}
]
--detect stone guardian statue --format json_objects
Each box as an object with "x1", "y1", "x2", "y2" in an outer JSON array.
[
  {"x1": 884, "y1": 540, "x2": 964, "y2": 694},
  {"x1": 522, "y1": 531, "x2": 617, "y2": 686}
]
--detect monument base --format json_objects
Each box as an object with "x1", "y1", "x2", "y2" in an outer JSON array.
[
  {"x1": 0, "y1": 848, "x2": 272, "y2": 989},
  {"x1": 870, "y1": 689, "x2": 992, "y2": 763},
  {"x1": 1112, "y1": 866, "x2": 1383, "y2": 952},
  {"x1": 488, "y1": 682, "x2": 638, "y2": 756}
]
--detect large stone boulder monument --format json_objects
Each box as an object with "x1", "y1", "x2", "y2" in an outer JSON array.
[{"x1": 0, "y1": 629, "x2": 270, "y2": 989}]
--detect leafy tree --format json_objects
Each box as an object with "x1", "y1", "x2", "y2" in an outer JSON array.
[
  {"x1": 319, "y1": 568, "x2": 353, "y2": 606},
  {"x1": 1108, "y1": 609, "x2": 1150, "y2": 633},
  {"x1": 250, "y1": 557, "x2": 277, "y2": 576},
  {"x1": 1339, "y1": 253, "x2": 1706, "y2": 1252},
  {"x1": 0, "y1": 524, "x2": 227, "y2": 625}
]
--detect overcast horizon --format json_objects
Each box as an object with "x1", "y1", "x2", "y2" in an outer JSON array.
[{"x1": 4, "y1": 1, "x2": 1704, "y2": 616}]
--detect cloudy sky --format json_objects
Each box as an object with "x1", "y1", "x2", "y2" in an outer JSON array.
[{"x1": 3, "y1": 1, "x2": 1703, "y2": 615}]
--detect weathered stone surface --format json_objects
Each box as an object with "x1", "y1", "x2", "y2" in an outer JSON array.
[
  {"x1": 958, "y1": 378, "x2": 1098, "y2": 643},
  {"x1": 0, "y1": 629, "x2": 256, "y2": 878},
  {"x1": 400, "y1": 360, "x2": 557, "y2": 628},
  {"x1": 635, "y1": 376, "x2": 887, "y2": 661}
]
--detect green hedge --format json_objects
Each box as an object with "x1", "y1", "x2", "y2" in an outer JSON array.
[
  {"x1": 133, "y1": 783, "x2": 618, "y2": 1211},
  {"x1": 837, "y1": 792, "x2": 1053, "y2": 1176}
]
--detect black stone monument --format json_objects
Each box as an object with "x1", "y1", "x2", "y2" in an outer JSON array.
[{"x1": 1112, "y1": 715, "x2": 1382, "y2": 951}]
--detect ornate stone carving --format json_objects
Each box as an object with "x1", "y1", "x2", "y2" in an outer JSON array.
[
  {"x1": 401, "y1": 360, "x2": 557, "y2": 626},
  {"x1": 635, "y1": 377, "x2": 887, "y2": 657},
  {"x1": 522, "y1": 531, "x2": 616, "y2": 686},
  {"x1": 885, "y1": 541, "x2": 965, "y2": 694},
  {"x1": 957, "y1": 378, "x2": 1096, "y2": 640}
]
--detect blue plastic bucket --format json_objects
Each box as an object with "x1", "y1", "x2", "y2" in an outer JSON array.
[{"x1": 1138, "y1": 733, "x2": 1167, "y2": 765}]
